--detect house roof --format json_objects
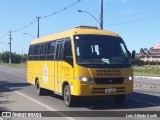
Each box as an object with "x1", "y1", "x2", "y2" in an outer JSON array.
[{"x1": 153, "y1": 44, "x2": 160, "y2": 49}]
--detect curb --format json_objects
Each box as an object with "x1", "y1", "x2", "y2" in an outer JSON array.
[
  {"x1": 134, "y1": 76, "x2": 160, "y2": 79},
  {"x1": 135, "y1": 84, "x2": 157, "y2": 89}
]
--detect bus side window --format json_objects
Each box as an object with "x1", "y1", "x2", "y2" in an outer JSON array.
[
  {"x1": 55, "y1": 43, "x2": 60, "y2": 60},
  {"x1": 40, "y1": 43, "x2": 47, "y2": 60},
  {"x1": 34, "y1": 44, "x2": 40, "y2": 60},
  {"x1": 46, "y1": 41, "x2": 56, "y2": 60},
  {"x1": 64, "y1": 38, "x2": 73, "y2": 65},
  {"x1": 55, "y1": 40, "x2": 64, "y2": 60},
  {"x1": 28, "y1": 45, "x2": 35, "y2": 60}
]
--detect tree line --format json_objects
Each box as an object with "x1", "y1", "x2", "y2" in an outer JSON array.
[{"x1": 0, "y1": 51, "x2": 27, "y2": 63}]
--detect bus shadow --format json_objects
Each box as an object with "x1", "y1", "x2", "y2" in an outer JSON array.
[
  {"x1": 30, "y1": 86, "x2": 160, "y2": 110},
  {"x1": 46, "y1": 91, "x2": 160, "y2": 110},
  {"x1": 0, "y1": 81, "x2": 31, "y2": 92},
  {"x1": 42, "y1": 92, "x2": 156, "y2": 110},
  {"x1": 73, "y1": 92, "x2": 160, "y2": 110},
  {"x1": 0, "y1": 107, "x2": 10, "y2": 112},
  {"x1": 43, "y1": 90, "x2": 160, "y2": 110}
]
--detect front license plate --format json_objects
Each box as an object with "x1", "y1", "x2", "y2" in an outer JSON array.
[{"x1": 105, "y1": 88, "x2": 116, "y2": 93}]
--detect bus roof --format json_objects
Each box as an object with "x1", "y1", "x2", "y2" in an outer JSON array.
[{"x1": 30, "y1": 26, "x2": 120, "y2": 45}]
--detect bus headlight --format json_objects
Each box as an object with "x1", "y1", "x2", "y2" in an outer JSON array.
[
  {"x1": 76, "y1": 76, "x2": 93, "y2": 83},
  {"x1": 124, "y1": 76, "x2": 133, "y2": 82}
]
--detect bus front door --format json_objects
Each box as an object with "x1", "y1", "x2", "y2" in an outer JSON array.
[{"x1": 55, "y1": 40, "x2": 64, "y2": 95}]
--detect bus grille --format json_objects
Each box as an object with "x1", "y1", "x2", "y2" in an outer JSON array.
[{"x1": 94, "y1": 78, "x2": 124, "y2": 84}]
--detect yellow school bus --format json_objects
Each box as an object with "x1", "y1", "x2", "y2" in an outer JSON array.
[{"x1": 27, "y1": 26, "x2": 135, "y2": 107}]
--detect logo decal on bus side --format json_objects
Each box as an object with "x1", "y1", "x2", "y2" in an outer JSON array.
[{"x1": 43, "y1": 64, "x2": 48, "y2": 84}]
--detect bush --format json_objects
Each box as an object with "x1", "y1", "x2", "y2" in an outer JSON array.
[
  {"x1": 133, "y1": 57, "x2": 144, "y2": 66},
  {"x1": 133, "y1": 65, "x2": 160, "y2": 77},
  {"x1": 0, "y1": 53, "x2": 2, "y2": 61},
  {"x1": 1, "y1": 51, "x2": 9, "y2": 63},
  {"x1": 1, "y1": 51, "x2": 22, "y2": 63},
  {"x1": 21, "y1": 54, "x2": 27, "y2": 63}
]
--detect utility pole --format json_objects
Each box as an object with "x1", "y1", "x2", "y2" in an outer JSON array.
[
  {"x1": 21, "y1": 49, "x2": 23, "y2": 64},
  {"x1": 37, "y1": 16, "x2": 41, "y2": 38},
  {"x1": 100, "y1": 0, "x2": 103, "y2": 30},
  {"x1": 78, "y1": 0, "x2": 103, "y2": 30},
  {"x1": 9, "y1": 30, "x2": 12, "y2": 64}
]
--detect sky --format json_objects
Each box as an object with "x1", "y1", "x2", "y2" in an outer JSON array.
[{"x1": 0, "y1": 0, "x2": 160, "y2": 54}]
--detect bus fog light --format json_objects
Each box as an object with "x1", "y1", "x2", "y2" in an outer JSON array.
[
  {"x1": 124, "y1": 76, "x2": 133, "y2": 82},
  {"x1": 129, "y1": 76, "x2": 133, "y2": 81}
]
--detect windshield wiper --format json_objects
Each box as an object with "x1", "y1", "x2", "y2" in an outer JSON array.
[{"x1": 110, "y1": 59, "x2": 126, "y2": 64}]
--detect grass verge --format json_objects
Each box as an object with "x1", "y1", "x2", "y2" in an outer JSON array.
[
  {"x1": 0, "y1": 62, "x2": 26, "y2": 68},
  {"x1": 133, "y1": 65, "x2": 160, "y2": 77}
]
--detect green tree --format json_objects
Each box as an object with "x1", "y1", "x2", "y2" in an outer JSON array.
[
  {"x1": 1, "y1": 51, "x2": 9, "y2": 63},
  {"x1": 133, "y1": 57, "x2": 144, "y2": 66},
  {"x1": 0, "y1": 53, "x2": 2, "y2": 61},
  {"x1": 21, "y1": 54, "x2": 27, "y2": 63},
  {"x1": 140, "y1": 48, "x2": 144, "y2": 54},
  {"x1": 12, "y1": 53, "x2": 21, "y2": 63},
  {"x1": 1, "y1": 51, "x2": 22, "y2": 63}
]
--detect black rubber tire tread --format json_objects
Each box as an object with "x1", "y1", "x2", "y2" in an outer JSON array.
[{"x1": 63, "y1": 85, "x2": 75, "y2": 107}]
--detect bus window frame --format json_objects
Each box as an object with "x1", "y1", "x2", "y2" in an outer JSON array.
[
  {"x1": 55, "y1": 40, "x2": 65, "y2": 61},
  {"x1": 63, "y1": 38, "x2": 73, "y2": 66},
  {"x1": 46, "y1": 41, "x2": 56, "y2": 60},
  {"x1": 28, "y1": 45, "x2": 35, "y2": 60},
  {"x1": 28, "y1": 37, "x2": 73, "y2": 63},
  {"x1": 33, "y1": 44, "x2": 41, "y2": 60}
]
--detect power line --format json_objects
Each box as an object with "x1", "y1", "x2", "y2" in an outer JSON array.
[
  {"x1": 0, "y1": 32, "x2": 9, "y2": 40},
  {"x1": 105, "y1": 15, "x2": 160, "y2": 26},
  {"x1": 11, "y1": 18, "x2": 37, "y2": 33},
  {"x1": 41, "y1": 0, "x2": 82, "y2": 19},
  {"x1": 10, "y1": 0, "x2": 82, "y2": 33}
]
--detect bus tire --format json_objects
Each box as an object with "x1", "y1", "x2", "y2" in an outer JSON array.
[
  {"x1": 113, "y1": 95, "x2": 125, "y2": 104},
  {"x1": 36, "y1": 80, "x2": 44, "y2": 96},
  {"x1": 63, "y1": 85, "x2": 75, "y2": 107}
]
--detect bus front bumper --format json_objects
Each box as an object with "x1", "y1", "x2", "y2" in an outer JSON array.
[{"x1": 70, "y1": 82, "x2": 133, "y2": 96}]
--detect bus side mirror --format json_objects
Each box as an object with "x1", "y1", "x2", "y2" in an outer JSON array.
[
  {"x1": 127, "y1": 51, "x2": 131, "y2": 58},
  {"x1": 132, "y1": 50, "x2": 135, "y2": 59}
]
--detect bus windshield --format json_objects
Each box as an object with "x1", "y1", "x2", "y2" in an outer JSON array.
[{"x1": 74, "y1": 35, "x2": 132, "y2": 68}]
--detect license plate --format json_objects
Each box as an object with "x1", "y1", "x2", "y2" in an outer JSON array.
[{"x1": 105, "y1": 88, "x2": 116, "y2": 93}]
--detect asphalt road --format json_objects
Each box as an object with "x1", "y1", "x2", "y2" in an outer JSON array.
[{"x1": 0, "y1": 65, "x2": 160, "y2": 120}]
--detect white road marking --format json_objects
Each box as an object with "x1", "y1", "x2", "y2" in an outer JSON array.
[
  {"x1": 0, "y1": 82, "x2": 74, "y2": 120},
  {"x1": 141, "y1": 100, "x2": 158, "y2": 106},
  {"x1": 134, "y1": 88, "x2": 150, "y2": 90},
  {"x1": 134, "y1": 84, "x2": 158, "y2": 89},
  {"x1": 15, "y1": 91, "x2": 56, "y2": 111},
  {"x1": 0, "y1": 117, "x2": 4, "y2": 120},
  {"x1": 5, "y1": 71, "x2": 13, "y2": 74}
]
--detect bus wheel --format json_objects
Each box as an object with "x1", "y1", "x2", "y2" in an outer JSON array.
[
  {"x1": 36, "y1": 80, "x2": 44, "y2": 96},
  {"x1": 63, "y1": 85, "x2": 75, "y2": 107},
  {"x1": 113, "y1": 95, "x2": 125, "y2": 104}
]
